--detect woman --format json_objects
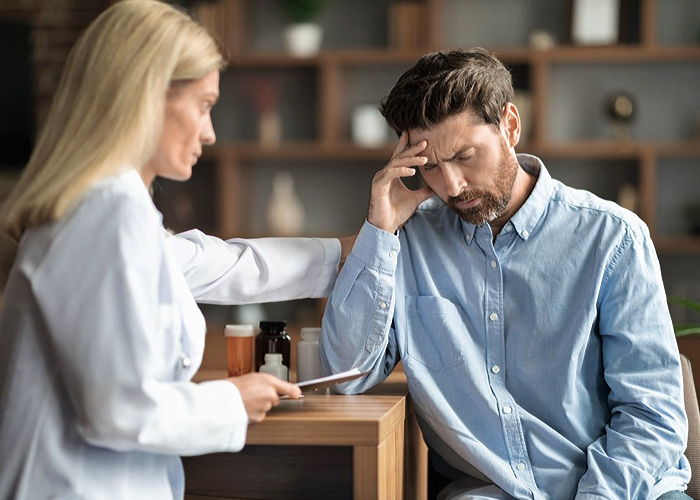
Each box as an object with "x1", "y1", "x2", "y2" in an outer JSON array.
[{"x1": 0, "y1": 1, "x2": 350, "y2": 498}]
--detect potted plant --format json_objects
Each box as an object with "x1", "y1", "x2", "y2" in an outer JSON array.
[
  {"x1": 278, "y1": 0, "x2": 326, "y2": 56},
  {"x1": 669, "y1": 296, "x2": 700, "y2": 337},
  {"x1": 670, "y1": 296, "x2": 700, "y2": 394}
]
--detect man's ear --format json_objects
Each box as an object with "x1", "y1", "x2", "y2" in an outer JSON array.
[{"x1": 501, "y1": 102, "x2": 521, "y2": 148}]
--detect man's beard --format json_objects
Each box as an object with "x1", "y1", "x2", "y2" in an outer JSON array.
[{"x1": 447, "y1": 140, "x2": 519, "y2": 226}]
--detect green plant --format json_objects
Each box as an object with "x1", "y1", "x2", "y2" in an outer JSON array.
[
  {"x1": 278, "y1": 0, "x2": 326, "y2": 23},
  {"x1": 668, "y1": 296, "x2": 700, "y2": 337}
]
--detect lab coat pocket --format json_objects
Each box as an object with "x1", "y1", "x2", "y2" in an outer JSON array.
[{"x1": 405, "y1": 296, "x2": 467, "y2": 372}]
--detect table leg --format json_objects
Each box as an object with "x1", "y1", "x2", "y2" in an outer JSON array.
[{"x1": 353, "y1": 424, "x2": 404, "y2": 500}]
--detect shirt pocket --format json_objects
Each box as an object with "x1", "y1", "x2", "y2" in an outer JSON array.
[{"x1": 405, "y1": 296, "x2": 468, "y2": 372}]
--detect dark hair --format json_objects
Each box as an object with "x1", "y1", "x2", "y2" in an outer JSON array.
[{"x1": 379, "y1": 48, "x2": 513, "y2": 135}]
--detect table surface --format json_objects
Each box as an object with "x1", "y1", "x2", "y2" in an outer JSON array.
[
  {"x1": 187, "y1": 369, "x2": 425, "y2": 500},
  {"x1": 193, "y1": 369, "x2": 409, "y2": 446}
]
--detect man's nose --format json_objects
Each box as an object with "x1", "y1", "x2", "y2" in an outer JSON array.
[{"x1": 441, "y1": 163, "x2": 466, "y2": 198}]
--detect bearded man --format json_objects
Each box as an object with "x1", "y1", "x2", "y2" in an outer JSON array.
[{"x1": 320, "y1": 48, "x2": 691, "y2": 500}]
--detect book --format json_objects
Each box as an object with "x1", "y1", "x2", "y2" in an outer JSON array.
[{"x1": 295, "y1": 368, "x2": 370, "y2": 393}]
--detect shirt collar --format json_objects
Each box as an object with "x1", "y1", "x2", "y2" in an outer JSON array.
[
  {"x1": 508, "y1": 154, "x2": 553, "y2": 241},
  {"x1": 459, "y1": 154, "x2": 552, "y2": 244},
  {"x1": 461, "y1": 219, "x2": 477, "y2": 245}
]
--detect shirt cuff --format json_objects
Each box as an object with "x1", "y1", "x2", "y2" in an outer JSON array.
[
  {"x1": 311, "y1": 237, "x2": 341, "y2": 297},
  {"x1": 202, "y1": 380, "x2": 249, "y2": 452},
  {"x1": 350, "y1": 220, "x2": 400, "y2": 275}
]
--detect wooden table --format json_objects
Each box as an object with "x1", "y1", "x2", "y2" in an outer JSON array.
[{"x1": 183, "y1": 370, "x2": 427, "y2": 500}]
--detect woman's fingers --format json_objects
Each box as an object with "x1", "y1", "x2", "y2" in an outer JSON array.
[{"x1": 228, "y1": 373, "x2": 301, "y2": 424}]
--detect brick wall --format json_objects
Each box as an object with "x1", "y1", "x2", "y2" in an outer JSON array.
[{"x1": 0, "y1": 0, "x2": 110, "y2": 127}]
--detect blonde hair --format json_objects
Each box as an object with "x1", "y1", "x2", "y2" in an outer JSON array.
[{"x1": 0, "y1": 0, "x2": 225, "y2": 241}]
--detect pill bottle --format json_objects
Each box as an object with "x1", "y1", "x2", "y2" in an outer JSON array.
[
  {"x1": 225, "y1": 324, "x2": 254, "y2": 377},
  {"x1": 255, "y1": 320, "x2": 291, "y2": 379},
  {"x1": 259, "y1": 353, "x2": 288, "y2": 381},
  {"x1": 296, "y1": 327, "x2": 323, "y2": 383}
]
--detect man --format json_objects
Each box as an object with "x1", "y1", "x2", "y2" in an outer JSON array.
[{"x1": 319, "y1": 48, "x2": 691, "y2": 499}]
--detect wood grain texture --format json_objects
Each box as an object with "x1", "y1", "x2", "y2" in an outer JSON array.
[{"x1": 187, "y1": 369, "x2": 426, "y2": 499}]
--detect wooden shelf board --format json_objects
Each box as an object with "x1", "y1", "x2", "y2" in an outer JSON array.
[
  {"x1": 205, "y1": 142, "x2": 394, "y2": 161},
  {"x1": 202, "y1": 141, "x2": 700, "y2": 162},
  {"x1": 655, "y1": 236, "x2": 700, "y2": 254},
  {"x1": 226, "y1": 45, "x2": 700, "y2": 70},
  {"x1": 533, "y1": 141, "x2": 700, "y2": 159},
  {"x1": 538, "y1": 45, "x2": 700, "y2": 63}
]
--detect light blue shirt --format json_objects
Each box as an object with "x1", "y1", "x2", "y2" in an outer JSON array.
[{"x1": 320, "y1": 155, "x2": 690, "y2": 500}]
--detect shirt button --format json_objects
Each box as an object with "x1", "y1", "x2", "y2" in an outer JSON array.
[
  {"x1": 465, "y1": 234, "x2": 472, "y2": 242},
  {"x1": 388, "y1": 250, "x2": 397, "y2": 259},
  {"x1": 181, "y1": 354, "x2": 191, "y2": 369},
  {"x1": 491, "y1": 365, "x2": 500, "y2": 374},
  {"x1": 517, "y1": 462, "x2": 526, "y2": 471},
  {"x1": 379, "y1": 302, "x2": 388, "y2": 310},
  {"x1": 490, "y1": 260, "x2": 497, "y2": 269},
  {"x1": 522, "y1": 230, "x2": 530, "y2": 238},
  {"x1": 489, "y1": 312, "x2": 498, "y2": 322},
  {"x1": 504, "y1": 225, "x2": 512, "y2": 233},
  {"x1": 502, "y1": 405, "x2": 512, "y2": 414}
]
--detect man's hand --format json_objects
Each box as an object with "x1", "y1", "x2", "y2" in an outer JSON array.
[
  {"x1": 368, "y1": 131, "x2": 434, "y2": 234},
  {"x1": 228, "y1": 372, "x2": 301, "y2": 424}
]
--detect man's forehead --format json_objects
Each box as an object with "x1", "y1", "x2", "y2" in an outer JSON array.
[{"x1": 407, "y1": 111, "x2": 484, "y2": 146}]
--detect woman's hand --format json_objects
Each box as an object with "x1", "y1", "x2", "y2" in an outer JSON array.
[
  {"x1": 228, "y1": 373, "x2": 301, "y2": 424},
  {"x1": 367, "y1": 131, "x2": 434, "y2": 234}
]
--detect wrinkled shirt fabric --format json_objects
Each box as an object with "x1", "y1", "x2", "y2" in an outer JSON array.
[{"x1": 321, "y1": 155, "x2": 690, "y2": 500}]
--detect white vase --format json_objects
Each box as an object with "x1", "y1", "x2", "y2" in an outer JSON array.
[
  {"x1": 266, "y1": 171, "x2": 305, "y2": 236},
  {"x1": 352, "y1": 104, "x2": 389, "y2": 147},
  {"x1": 284, "y1": 23, "x2": 323, "y2": 56}
]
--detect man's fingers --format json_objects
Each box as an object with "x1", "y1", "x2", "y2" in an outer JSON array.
[
  {"x1": 392, "y1": 139, "x2": 427, "y2": 160},
  {"x1": 375, "y1": 154, "x2": 426, "y2": 187},
  {"x1": 390, "y1": 130, "x2": 409, "y2": 157}
]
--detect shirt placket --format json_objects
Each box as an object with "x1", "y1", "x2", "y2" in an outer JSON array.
[{"x1": 478, "y1": 226, "x2": 539, "y2": 495}]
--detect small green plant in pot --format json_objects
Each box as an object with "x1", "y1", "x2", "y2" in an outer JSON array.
[
  {"x1": 668, "y1": 296, "x2": 700, "y2": 337},
  {"x1": 278, "y1": 0, "x2": 327, "y2": 56}
]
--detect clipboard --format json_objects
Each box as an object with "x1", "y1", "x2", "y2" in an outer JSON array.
[{"x1": 295, "y1": 368, "x2": 370, "y2": 393}]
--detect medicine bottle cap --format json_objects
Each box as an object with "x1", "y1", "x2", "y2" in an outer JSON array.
[
  {"x1": 224, "y1": 324, "x2": 254, "y2": 337},
  {"x1": 259, "y1": 320, "x2": 287, "y2": 333},
  {"x1": 263, "y1": 353, "x2": 283, "y2": 364},
  {"x1": 300, "y1": 327, "x2": 321, "y2": 341}
]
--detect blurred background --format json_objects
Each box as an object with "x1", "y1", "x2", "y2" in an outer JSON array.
[{"x1": 1, "y1": 0, "x2": 699, "y2": 369}]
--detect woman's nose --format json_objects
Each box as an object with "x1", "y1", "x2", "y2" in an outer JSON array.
[{"x1": 201, "y1": 115, "x2": 216, "y2": 145}]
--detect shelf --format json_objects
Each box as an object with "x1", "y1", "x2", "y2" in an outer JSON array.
[
  {"x1": 227, "y1": 45, "x2": 700, "y2": 70},
  {"x1": 655, "y1": 236, "x2": 700, "y2": 254},
  {"x1": 206, "y1": 142, "x2": 394, "y2": 161},
  {"x1": 199, "y1": 0, "x2": 700, "y2": 262},
  {"x1": 203, "y1": 141, "x2": 700, "y2": 163},
  {"x1": 532, "y1": 45, "x2": 700, "y2": 63},
  {"x1": 533, "y1": 141, "x2": 700, "y2": 159},
  {"x1": 230, "y1": 49, "x2": 437, "y2": 68}
]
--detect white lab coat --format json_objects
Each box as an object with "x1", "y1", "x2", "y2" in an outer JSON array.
[{"x1": 0, "y1": 168, "x2": 340, "y2": 500}]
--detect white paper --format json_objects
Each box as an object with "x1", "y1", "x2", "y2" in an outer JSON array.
[{"x1": 295, "y1": 368, "x2": 369, "y2": 393}]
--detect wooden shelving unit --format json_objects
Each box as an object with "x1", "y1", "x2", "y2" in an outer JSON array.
[{"x1": 194, "y1": 0, "x2": 700, "y2": 257}]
